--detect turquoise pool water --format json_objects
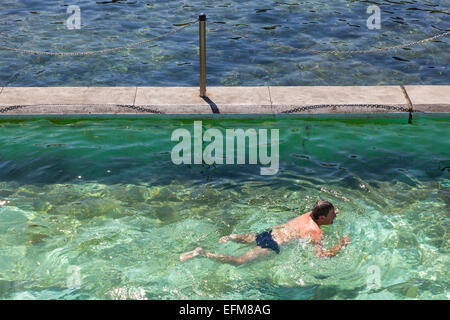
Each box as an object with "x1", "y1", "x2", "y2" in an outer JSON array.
[
  {"x1": 0, "y1": 116, "x2": 448, "y2": 299},
  {"x1": 0, "y1": 0, "x2": 449, "y2": 86}
]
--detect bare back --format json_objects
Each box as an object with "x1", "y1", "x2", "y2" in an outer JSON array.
[{"x1": 271, "y1": 211, "x2": 322, "y2": 245}]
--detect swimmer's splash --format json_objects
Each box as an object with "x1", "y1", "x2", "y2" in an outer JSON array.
[{"x1": 170, "y1": 121, "x2": 279, "y2": 175}]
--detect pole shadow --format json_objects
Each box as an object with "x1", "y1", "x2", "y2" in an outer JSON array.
[{"x1": 202, "y1": 96, "x2": 220, "y2": 114}]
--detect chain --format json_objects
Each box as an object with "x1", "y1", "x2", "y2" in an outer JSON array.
[
  {"x1": 0, "y1": 104, "x2": 421, "y2": 114},
  {"x1": 212, "y1": 22, "x2": 449, "y2": 55},
  {"x1": 0, "y1": 104, "x2": 163, "y2": 114},
  {"x1": 0, "y1": 105, "x2": 27, "y2": 113},
  {"x1": 117, "y1": 105, "x2": 162, "y2": 114},
  {"x1": 0, "y1": 20, "x2": 198, "y2": 56},
  {"x1": 281, "y1": 104, "x2": 424, "y2": 113},
  {"x1": 2, "y1": 18, "x2": 447, "y2": 57}
]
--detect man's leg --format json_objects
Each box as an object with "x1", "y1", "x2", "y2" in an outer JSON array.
[
  {"x1": 180, "y1": 246, "x2": 272, "y2": 265},
  {"x1": 219, "y1": 233, "x2": 257, "y2": 244}
]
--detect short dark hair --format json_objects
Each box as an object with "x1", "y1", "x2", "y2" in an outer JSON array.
[{"x1": 311, "y1": 200, "x2": 334, "y2": 221}]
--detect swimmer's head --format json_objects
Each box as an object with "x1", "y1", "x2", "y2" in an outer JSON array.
[{"x1": 311, "y1": 200, "x2": 337, "y2": 225}]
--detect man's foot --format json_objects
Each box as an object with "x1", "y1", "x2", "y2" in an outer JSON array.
[{"x1": 180, "y1": 247, "x2": 205, "y2": 262}]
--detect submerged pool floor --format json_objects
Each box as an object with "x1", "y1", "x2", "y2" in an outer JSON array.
[{"x1": 0, "y1": 117, "x2": 448, "y2": 299}]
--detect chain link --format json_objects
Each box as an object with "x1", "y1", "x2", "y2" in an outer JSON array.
[
  {"x1": 118, "y1": 105, "x2": 162, "y2": 114},
  {"x1": 212, "y1": 22, "x2": 449, "y2": 55},
  {"x1": 0, "y1": 105, "x2": 27, "y2": 113},
  {"x1": 0, "y1": 20, "x2": 198, "y2": 56},
  {"x1": 1, "y1": 19, "x2": 447, "y2": 56},
  {"x1": 281, "y1": 104, "x2": 423, "y2": 113},
  {"x1": 0, "y1": 104, "x2": 424, "y2": 114},
  {"x1": 0, "y1": 104, "x2": 163, "y2": 114}
]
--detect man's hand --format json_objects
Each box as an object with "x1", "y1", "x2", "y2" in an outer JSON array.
[
  {"x1": 340, "y1": 237, "x2": 351, "y2": 246},
  {"x1": 315, "y1": 236, "x2": 350, "y2": 257}
]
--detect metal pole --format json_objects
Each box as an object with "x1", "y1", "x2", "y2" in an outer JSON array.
[{"x1": 199, "y1": 13, "x2": 207, "y2": 97}]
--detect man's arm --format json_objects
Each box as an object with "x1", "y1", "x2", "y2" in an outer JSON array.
[{"x1": 313, "y1": 236, "x2": 350, "y2": 257}]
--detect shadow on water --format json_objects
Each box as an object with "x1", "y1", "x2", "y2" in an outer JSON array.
[
  {"x1": 0, "y1": 153, "x2": 445, "y2": 187},
  {"x1": 261, "y1": 277, "x2": 445, "y2": 299},
  {"x1": 252, "y1": 280, "x2": 367, "y2": 299}
]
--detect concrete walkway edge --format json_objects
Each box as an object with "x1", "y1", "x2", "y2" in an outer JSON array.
[{"x1": 0, "y1": 86, "x2": 448, "y2": 116}]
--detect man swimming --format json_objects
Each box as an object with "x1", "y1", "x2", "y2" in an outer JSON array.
[{"x1": 180, "y1": 200, "x2": 350, "y2": 265}]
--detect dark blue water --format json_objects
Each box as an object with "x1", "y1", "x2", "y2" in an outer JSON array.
[{"x1": 0, "y1": 0, "x2": 449, "y2": 86}]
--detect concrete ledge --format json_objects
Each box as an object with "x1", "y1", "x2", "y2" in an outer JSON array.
[
  {"x1": 404, "y1": 85, "x2": 450, "y2": 113},
  {"x1": 270, "y1": 86, "x2": 408, "y2": 113},
  {"x1": 0, "y1": 87, "x2": 136, "y2": 106},
  {"x1": 206, "y1": 87, "x2": 272, "y2": 113},
  {"x1": 135, "y1": 87, "x2": 209, "y2": 114},
  {"x1": 135, "y1": 86, "x2": 272, "y2": 114},
  {"x1": 0, "y1": 86, "x2": 448, "y2": 115}
]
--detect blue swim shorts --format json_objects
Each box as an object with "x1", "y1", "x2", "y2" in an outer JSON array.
[{"x1": 255, "y1": 230, "x2": 280, "y2": 254}]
